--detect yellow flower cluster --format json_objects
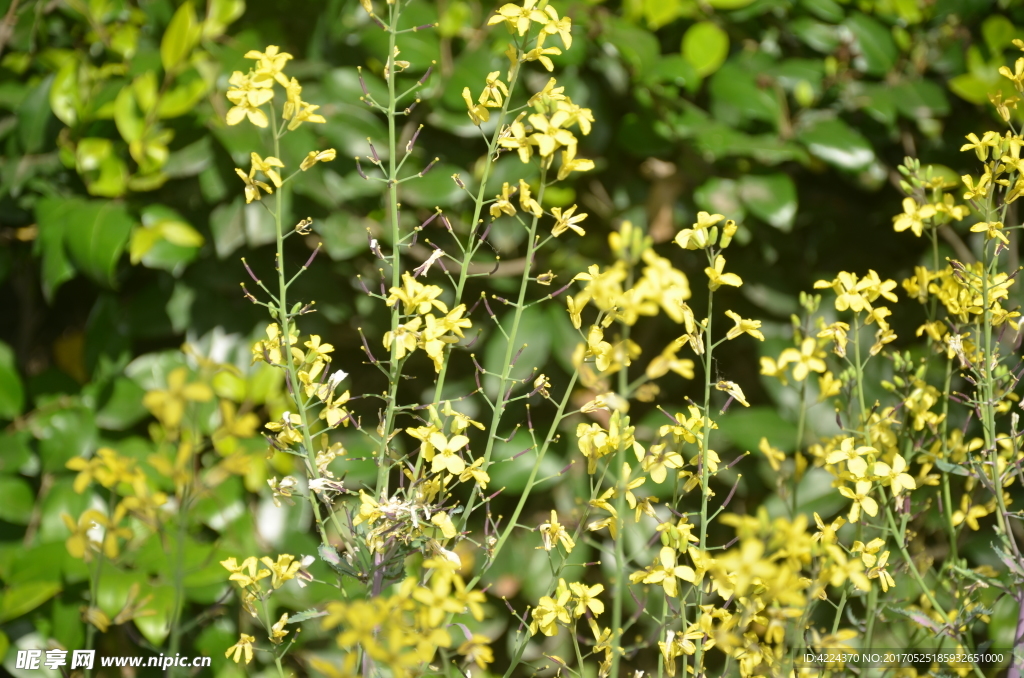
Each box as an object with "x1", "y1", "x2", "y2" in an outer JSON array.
[
  {"x1": 383, "y1": 272, "x2": 473, "y2": 372},
  {"x1": 322, "y1": 558, "x2": 491, "y2": 675}
]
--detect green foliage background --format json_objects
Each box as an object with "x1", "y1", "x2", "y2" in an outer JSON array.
[{"x1": 1, "y1": 0, "x2": 1023, "y2": 674}]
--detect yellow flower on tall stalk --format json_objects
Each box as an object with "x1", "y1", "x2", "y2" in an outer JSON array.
[
  {"x1": 142, "y1": 366, "x2": 213, "y2": 429},
  {"x1": 245, "y1": 45, "x2": 293, "y2": 87},
  {"x1": 225, "y1": 633, "x2": 256, "y2": 664},
  {"x1": 226, "y1": 71, "x2": 274, "y2": 127},
  {"x1": 704, "y1": 255, "x2": 743, "y2": 290},
  {"x1": 629, "y1": 546, "x2": 695, "y2": 597},
  {"x1": 892, "y1": 197, "x2": 936, "y2": 237}
]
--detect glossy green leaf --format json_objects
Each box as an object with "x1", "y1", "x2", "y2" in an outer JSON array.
[
  {"x1": 114, "y1": 87, "x2": 143, "y2": 143},
  {"x1": 60, "y1": 199, "x2": 134, "y2": 286},
  {"x1": 892, "y1": 79, "x2": 950, "y2": 119},
  {"x1": 203, "y1": 0, "x2": 245, "y2": 39},
  {"x1": 800, "y1": 0, "x2": 844, "y2": 23},
  {"x1": 33, "y1": 198, "x2": 76, "y2": 301},
  {"x1": 0, "y1": 581, "x2": 62, "y2": 623},
  {"x1": 95, "y1": 377, "x2": 148, "y2": 430},
  {"x1": 845, "y1": 13, "x2": 897, "y2": 76},
  {"x1": 0, "y1": 476, "x2": 33, "y2": 524},
  {"x1": 650, "y1": 55, "x2": 699, "y2": 90},
  {"x1": 209, "y1": 198, "x2": 246, "y2": 258},
  {"x1": 797, "y1": 117, "x2": 875, "y2": 171},
  {"x1": 707, "y1": 0, "x2": 756, "y2": 7},
  {"x1": 605, "y1": 18, "x2": 661, "y2": 78},
  {"x1": 157, "y1": 74, "x2": 208, "y2": 118},
  {"x1": 160, "y1": 1, "x2": 199, "y2": 73},
  {"x1": 682, "y1": 21, "x2": 729, "y2": 78},
  {"x1": 0, "y1": 431, "x2": 31, "y2": 473},
  {"x1": 709, "y1": 63, "x2": 779, "y2": 127},
  {"x1": 738, "y1": 173, "x2": 797, "y2": 231},
  {"x1": 34, "y1": 406, "x2": 98, "y2": 473},
  {"x1": 0, "y1": 630, "x2": 8, "y2": 665},
  {"x1": 695, "y1": 178, "x2": 745, "y2": 221},
  {"x1": 49, "y1": 61, "x2": 79, "y2": 126},
  {"x1": 0, "y1": 341, "x2": 24, "y2": 420},
  {"x1": 790, "y1": 17, "x2": 840, "y2": 53},
  {"x1": 18, "y1": 75, "x2": 55, "y2": 154},
  {"x1": 982, "y1": 15, "x2": 1016, "y2": 55}
]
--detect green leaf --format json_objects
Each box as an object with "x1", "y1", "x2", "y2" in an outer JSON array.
[
  {"x1": 114, "y1": 87, "x2": 143, "y2": 143},
  {"x1": 650, "y1": 55, "x2": 699, "y2": 91},
  {"x1": 0, "y1": 341, "x2": 24, "y2": 420},
  {"x1": 0, "y1": 581, "x2": 62, "y2": 623},
  {"x1": 797, "y1": 117, "x2": 875, "y2": 171},
  {"x1": 18, "y1": 75, "x2": 55, "y2": 154},
  {"x1": 319, "y1": 211, "x2": 368, "y2": 261},
  {"x1": 717, "y1": 406, "x2": 797, "y2": 453},
  {"x1": 790, "y1": 18, "x2": 839, "y2": 53},
  {"x1": 34, "y1": 406, "x2": 98, "y2": 473},
  {"x1": 33, "y1": 198, "x2": 76, "y2": 301},
  {"x1": 157, "y1": 74, "x2": 208, "y2": 118},
  {"x1": 203, "y1": 0, "x2": 245, "y2": 39},
  {"x1": 982, "y1": 15, "x2": 1016, "y2": 56},
  {"x1": 682, "y1": 21, "x2": 729, "y2": 78},
  {"x1": 934, "y1": 458, "x2": 970, "y2": 476},
  {"x1": 49, "y1": 61, "x2": 79, "y2": 126},
  {"x1": 844, "y1": 13, "x2": 897, "y2": 76},
  {"x1": 948, "y1": 73, "x2": 995, "y2": 105},
  {"x1": 800, "y1": 0, "x2": 844, "y2": 22},
  {"x1": 892, "y1": 79, "x2": 950, "y2": 120},
  {"x1": 160, "y1": 1, "x2": 199, "y2": 73},
  {"x1": 0, "y1": 431, "x2": 31, "y2": 473},
  {"x1": 62, "y1": 199, "x2": 134, "y2": 286},
  {"x1": 286, "y1": 608, "x2": 329, "y2": 624},
  {"x1": 738, "y1": 173, "x2": 797, "y2": 231},
  {"x1": 604, "y1": 18, "x2": 661, "y2": 78},
  {"x1": 96, "y1": 377, "x2": 148, "y2": 430},
  {"x1": 694, "y1": 178, "x2": 744, "y2": 221},
  {"x1": 0, "y1": 630, "x2": 8, "y2": 665},
  {"x1": 709, "y1": 63, "x2": 779, "y2": 127},
  {"x1": 707, "y1": 0, "x2": 756, "y2": 7},
  {"x1": 0, "y1": 476, "x2": 33, "y2": 524},
  {"x1": 209, "y1": 198, "x2": 246, "y2": 258}
]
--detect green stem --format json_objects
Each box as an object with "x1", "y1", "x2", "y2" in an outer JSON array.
[
  {"x1": 268, "y1": 109, "x2": 342, "y2": 547},
  {"x1": 609, "y1": 446, "x2": 629, "y2": 677},
  {"x1": 458, "y1": 168, "x2": 548, "y2": 532},
  {"x1": 693, "y1": 269, "x2": 716, "y2": 674},
  {"x1": 375, "y1": 0, "x2": 404, "y2": 497}
]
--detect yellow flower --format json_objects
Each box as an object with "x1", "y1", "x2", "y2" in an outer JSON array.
[
  {"x1": 569, "y1": 582, "x2": 604, "y2": 617},
  {"x1": 675, "y1": 211, "x2": 723, "y2": 250},
  {"x1": 62, "y1": 510, "x2": 107, "y2": 560},
  {"x1": 490, "y1": 182, "x2": 517, "y2": 219},
  {"x1": 778, "y1": 337, "x2": 826, "y2": 381},
  {"x1": 818, "y1": 371, "x2": 843, "y2": 400},
  {"x1": 260, "y1": 554, "x2": 303, "y2": 589},
  {"x1": 866, "y1": 551, "x2": 895, "y2": 591},
  {"x1": 874, "y1": 454, "x2": 916, "y2": 497},
  {"x1": 221, "y1": 556, "x2": 271, "y2": 588},
  {"x1": 459, "y1": 458, "x2": 490, "y2": 488},
  {"x1": 962, "y1": 172, "x2": 991, "y2": 200},
  {"x1": 518, "y1": 179, "x2": 542, "y2": 216},
  {"x1": 538, "y1": 510, "x2": 575, "y2": 552},
  {"x1": 629, "y1": 546, "x2": 695, "y2": 597},
  {"x1": 970, "y1": 220, "x2": 1010, "y2": 244},
  {"x1": 539, "y1": 5, "x2": 572, "y2": 50},
  {"x1": 225, "y1": 633, "x2": 255, "y2": 664},
  {"x1": 301, "y1": 148, "x2": 337, "y2": 170},
  {"x1": 225, "y1": 70, "x2": 273, "y2": 127},
  {"x1": 142, "y1": 366, "x2": 213, "y2": 428},
  {"x1": 269, "y1": 613, "x2": 289, "y2": 644},
  {"x1": 715, "y1": 379, "x2": 749, "y2": 407},
  {"x1": 811, "y1": 512, "x2": 845, "y2": 544},
  {"x1": 641, "y1": 443, "x2": 683, "y2": 483},
  {"x1": 724, "y1": 310, "x2": 763, "y2": 341},
  {"x1": 462, "y1": 87, "x2": 490, "y2": 125},
  {"x1": 523, "y1": 45, "x2": 562, "y2": 71},
  {"x1": 286, "y1": 101, "x2": 326, "y2": 130},
  {"x1": 758, "y1": 437, "x2": 785, "y2": 472},
  {"x1": 427, "y1": 432, "x2": 469, "y2": 475},
  {"x1": 530, "y1": 579, "x2": 572, "y2": 636},
  {"x1": 551, "y1": 204, "x2": 587, "y2": 236},
  {"x1": 250, "y1": 153, "x2": 284, "y2": 188},
  {"x1": 586, "y1": 325, "x2": 613, "y2": 371},
  {"x1": 236, "y1": 166, "x2": 272, "y2": 204},
  {"x1": 838, "y1": 481, "x2": 878, "y2": 523},
  {"x1": 245, "y1": 45, "x2": 293, "y2": 86},
  {"x1": 892, "y1": 197, "x2": 936, "y2": 237},
  {"x1": 557, "y1": 145, "x2": 594, "y2": 181},
  {"x1": 999, "y1": 56, "x2": 1024, "y2": 91},
  {"x1": 704, "y1": 255, "x2": 742, "y2": 290},
  {"x1": 488, "y1": 0, "x2": 548, "y2": 36},
  {"x1": 960, "y1": 131, "x2": 1001, "y2": 160}
]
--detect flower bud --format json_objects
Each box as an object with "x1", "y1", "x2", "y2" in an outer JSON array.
[{"x1": 720, "y1": 219, "x2": 738, "y2": 248}]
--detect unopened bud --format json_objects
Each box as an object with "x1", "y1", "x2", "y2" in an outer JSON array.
[{"x1": 720, "y1": 219, "x2": 737, "y2": 248}]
